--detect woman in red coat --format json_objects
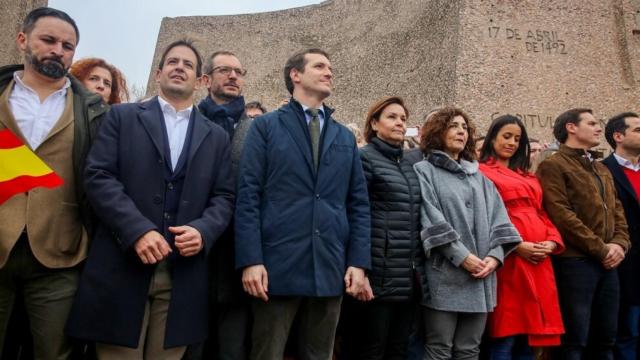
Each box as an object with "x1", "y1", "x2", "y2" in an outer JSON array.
[{"x1": 479, "y1": 115, "x2": 565, "y2": 359}]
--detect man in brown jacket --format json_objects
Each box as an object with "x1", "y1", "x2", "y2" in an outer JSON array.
[
  {"x1": 0, "y1": 7, "x2": 107, "y2": 359},
  {"x1": 537, "y1": 108, "x2": 631, "y2": 360}
]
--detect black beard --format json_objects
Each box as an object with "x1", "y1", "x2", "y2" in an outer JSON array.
[{"x1": 25, "y1": 49, "x2": 67, "y2": 80}]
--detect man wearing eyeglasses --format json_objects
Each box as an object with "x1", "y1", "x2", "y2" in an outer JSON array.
[{"x1": 197, "y1": 51, "x2": 253, "y2": 360}]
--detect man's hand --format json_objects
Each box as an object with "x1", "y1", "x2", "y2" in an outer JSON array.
[
  {"x1": 242, "y1": 265, "x2": 269, "y2": 301},
  {"x1": 134, "y1": 230, "x2": 172, "y2": 264},
  {"x1": 461, "y1": 254, "x2": 486, "y2": 274},
  {"x1": 169, "y1": 225, "x2": 203, "y2": 257},
  {"x1": 472, "y1": 257, "x2": 500, "y2": 279},
  {"x1": 344, "y1": 266, "x2": 366, "y2": 297},
  {"x1": 602, "y1": 243, "x2": 625, "y2": 269},
  {"x1": 355, "y1": 276, "x2": 374, "y2": 302}
]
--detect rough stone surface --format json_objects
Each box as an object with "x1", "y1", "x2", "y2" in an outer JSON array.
[
  {"x1": 149, "y1": 0, "x2": 640, "y2": 148},
  {"x1": 0, "y1": 0, "x2": 48, "y2": 66}
]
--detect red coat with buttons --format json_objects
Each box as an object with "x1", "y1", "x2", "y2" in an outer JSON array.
[{"x1": 480, "y1": 160, "x2": 565, "y2": 346}]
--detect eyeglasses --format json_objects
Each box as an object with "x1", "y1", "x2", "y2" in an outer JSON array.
[{"x1": 211, "y1": 66, "x2": 247, "y2": 77}]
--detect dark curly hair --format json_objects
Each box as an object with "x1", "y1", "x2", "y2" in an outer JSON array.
[
  {"x1": 70, "y1": 58, "x2": 129, "y2": 104},
  {"x1": 420, "y1": 106, "x2": 476, "y2": 161}
]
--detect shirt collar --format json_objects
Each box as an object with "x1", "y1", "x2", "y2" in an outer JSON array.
[
  {"x1": 299, "y1": 102, "x2": 325, "y2": 118},
  {"x1": 13, "y1": 70, "x2": 70, "y2": 96},
  {"x1": 158, "y1": 95, "x2": 193, "y2": 119},
  {"x1": 613, "y1": 152, "x2": 640, "y2": 171}
]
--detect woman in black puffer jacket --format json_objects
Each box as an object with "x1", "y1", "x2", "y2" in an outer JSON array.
[{"x1": 341, "y1": 96, "x2": 427, "y2": 360}]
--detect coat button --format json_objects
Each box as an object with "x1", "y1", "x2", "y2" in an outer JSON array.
[
  {"x1": 458, "y1": 174, "x2": 465, "y2": 180},
  {"x1": 167, "y1": 182, "x2": 174, "y2": 190},
  {"x1": 153, "y1": 195, "x2": 162, "y2": 204},
  {"x1": 164, "y1": 212, "x2": 171, "y2": 220},
  {"x1": 158, "y1": 158, "x2": 163, "y2": 164},
  {"x1": 315, "y1": 229, "x2": 320, "y2": 235},
  {"x1": 315, "y1": 194, "x2": 320, "y2": 199},
  {"x1": 465, "y1": 201, "x2": 472, "y2": 208}
]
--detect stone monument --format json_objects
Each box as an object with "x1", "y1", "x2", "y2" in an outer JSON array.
[{"x1": 148, "y1": 0, "x2": 640, "y2": 146}]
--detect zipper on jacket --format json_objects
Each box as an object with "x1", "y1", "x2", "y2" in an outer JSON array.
[
  {"x1": 396, "y1": 156, "x2": 418, "y2": 274},
  {"x1": 590, "y1": 161, "x2": 609, "y2": 240}
]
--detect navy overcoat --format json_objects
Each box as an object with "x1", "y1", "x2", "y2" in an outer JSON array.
[
  {"x1": 66, "y1": 97, "x2": 235, "y2": 348},
  {"x1": 235, "y1": 99, "x2": 370, "y2": 297},
  {"x1": 603, "y1": 155, "x2": 640, "y2": 305}
]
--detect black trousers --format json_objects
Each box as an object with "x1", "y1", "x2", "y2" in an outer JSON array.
[{"x1": 340, "y1": 298, "x2": 415, "y2": 360}]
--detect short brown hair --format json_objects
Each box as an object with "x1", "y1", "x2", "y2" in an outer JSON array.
[
  {"x1": 363, "y1": 96, "x2": 409, "y2": 143},
  {"x1": 553, "y1": 108, "x2": 592, "y2": 144},
  {"x1": 203, "y1": 50, "x2": 237, "y2": 75},
  {"x1": 420, "y1": 107, "x2": 476, "y2": 161},
  {"x1": 283, "y1": 48, "x2": 330, "y2": 95}
]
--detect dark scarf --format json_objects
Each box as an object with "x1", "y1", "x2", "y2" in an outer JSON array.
[{"x1": 198, "y1": 95, "x2": 245, "y2": 138}]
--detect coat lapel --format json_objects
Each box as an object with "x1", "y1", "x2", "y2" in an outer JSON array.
[
  {"x1": 137, "y1": 97, "x2": 165, "y2": 159},
  {"x1": 280, "y1": 105, "x2": 314, "y2": 175},
  {"x1": 604, "y1": 155, "x2": 638, "y2": 201},
  {"x1": 320, "y1": 118, "x2": 338, "y2": 164},
  {"x1": 187, "y1": 110, "x2": 211, "y2": 163}
]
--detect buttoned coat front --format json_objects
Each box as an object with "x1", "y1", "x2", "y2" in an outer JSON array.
[
  {"x1": 480, "y1": 160, "x2": 565, "y2": 346},
  {"x1": 66, "y1": 97, "x2": 235, "y2": 348},
  {"x1": 235, "y1": 99, "x2": 370, "y2": 296},
  {"x1": 413, "y1": 151, "x2": 521, "y2": 313}
]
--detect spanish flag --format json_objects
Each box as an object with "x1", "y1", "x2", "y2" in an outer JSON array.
[{"x1": 0, "y1": 129, "x2": 63, "y2": 205}]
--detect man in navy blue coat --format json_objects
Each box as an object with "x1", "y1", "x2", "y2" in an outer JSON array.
[
  {"x1": 66, "y1": 39, "x2": 234, "y2": 359},
  {"x1": 603, "y1": 112, "x2": 640, "y2": 360},
  {"x1": 235, "y1": 48, "x2": 370, "y2": 359}
]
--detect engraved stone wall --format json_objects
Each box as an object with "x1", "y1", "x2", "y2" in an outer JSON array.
[{"x1": 149, "y1": 0, "x2": 640, "y2": 145}]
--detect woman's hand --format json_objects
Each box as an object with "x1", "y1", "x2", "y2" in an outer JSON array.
[
  {"x1": 356, "y1": 276, "x2": 374, "y2": 301},
  {"x1": 472, "y1": 257, "x2": 499, "y2": 278},
  {"x1": 515, "y1": 242, "x2": 549, "y2": 264},
  {"x1": 461, "y1": 254, "x2": 486, "y2": 274}
]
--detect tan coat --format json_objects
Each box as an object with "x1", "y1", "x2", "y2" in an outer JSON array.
[
  {"x1": 0, "y1": 80, "x2": 87, "y2": 268},
  {"x1": 536, "y1": 144, "x2": 631, "y2": 260}
]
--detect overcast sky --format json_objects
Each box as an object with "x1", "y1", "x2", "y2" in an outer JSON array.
[{"x1": 48, "y1": 0, "x2": 323, "y2": 92}]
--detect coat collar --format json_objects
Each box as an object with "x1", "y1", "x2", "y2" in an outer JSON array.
[
  {"x1": 370, "y1": 136, "x2": 403, "y2": 161},
  {"x1": 138, "y1": 96, "x2": 210, "y2": 163},
  {"x1": 603, "y1": 154, "x2": 639, "y2": 201},
  {"x1": 427, "y1": 150, "x2": 478, "y2": 174},
  {"x1": 280, "y1": 98, "x2": 338, "y2": 176}
]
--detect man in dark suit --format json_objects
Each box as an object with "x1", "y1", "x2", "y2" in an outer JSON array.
[
  {"x1": 235, "y1": 48, "x2": 371, "y2": 360},
  {"x1": 66, "y1": 39, "x2": 234, "y2": 359},
  {"x1": 603, "y1": 112, "x2": 640, "y2": 360}
]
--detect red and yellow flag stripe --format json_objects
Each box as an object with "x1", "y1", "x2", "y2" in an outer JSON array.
[{"x1": 0, "y1": 129, "x2": 63, "y2": 204}]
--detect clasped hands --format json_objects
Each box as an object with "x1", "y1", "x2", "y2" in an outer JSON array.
[
  {"x1": 515, "y1": 241, "x2": 557, "y2": 264},
  {"x1": 461, "y1": 254, "x2": 500, "y2": 278},
  {"x1": 134, "y1": 226, "x2": 203, "y2": 264}
]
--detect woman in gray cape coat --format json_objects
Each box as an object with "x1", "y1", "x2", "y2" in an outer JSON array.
[{"x1": 413, "y1": 107, "x2": 521, "y2": 360}]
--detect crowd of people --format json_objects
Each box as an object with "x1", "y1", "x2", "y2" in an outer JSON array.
[{"x1": 1, "y1": 6, "x2": 639, "y2": 360}]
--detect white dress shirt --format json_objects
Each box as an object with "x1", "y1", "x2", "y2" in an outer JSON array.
[
  {"x1": 8, "y1": 71, "x2": 70, "y2": 150},
  {"x1": 158, "y1": 96, "x2": 192, "y2": 170},
  {"x1": 613, "y1": 153, "x2": 640, "y2": 172}
]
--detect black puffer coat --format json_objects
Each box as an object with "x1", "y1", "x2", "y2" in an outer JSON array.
[{"x1": 360, "y1": 137, "x2": 427, "y2": 302}]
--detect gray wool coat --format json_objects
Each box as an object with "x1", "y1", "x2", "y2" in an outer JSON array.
[{"x1": 413, "y1": 150, "x2": 521, "y2": 313}]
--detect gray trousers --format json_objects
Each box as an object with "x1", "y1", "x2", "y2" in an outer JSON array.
[
  {"x1": 422, "y1": 307, "x2": 487, "y2": 360},
  {"x1": 251, "y1": 296, "x2": 342, "y2": 360},
  {"x1": 0, "y1": 234, "x2": 78, "y2": 360}
]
